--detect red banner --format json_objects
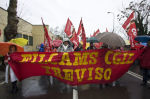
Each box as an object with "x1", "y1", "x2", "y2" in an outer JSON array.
[{"x1": 9, "y1": 49, "x2": 141, "y2": 86}]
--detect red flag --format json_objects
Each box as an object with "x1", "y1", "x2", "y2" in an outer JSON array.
[
  {"x1": 93, "y1": 29, "x2": 100, "y2": 37},
  {"x1": 41, "y1": 18, "x2": 52, "y2": 52},
  {"x1": 90, "y1": 34, "x2": 92, "y2": 37},
  {"x1": 106, "y1": 28, "x2": 108, "y2": 32},
  {"x1": 77, "y1": 19, "x2": 83, "y2": 36},
  {"x1": 94, "y1": 42, "x2": 103, "y2": 49},
  {"x1": 122, "y1": 11, "x2": 134, "y2": 30},
  {"x1": 70, "y1": 33, "x2": 79, "y2": 49},
  {"x1": 64, "y1": 18, "x2": 76, "y2": 38},
  {"x1": 77, "y1": 18, "x2": 86, "y2": 50},
  {"x1": 128, "y1": 22, "x2": 143, "y2": 49},
  {"x1": 0, "y1": 29, "x2": 1, "y2": 37},
  {"x1": 81, "y1": 20, "x2": 86, "y2": 50},
  {"x1": 64, "y1": 18, "x2": 79, "y2": 49}
]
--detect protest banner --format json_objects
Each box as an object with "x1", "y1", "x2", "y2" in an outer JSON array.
[{"x1": 8, "y1": 49, "x2": 141, "y2": 86}]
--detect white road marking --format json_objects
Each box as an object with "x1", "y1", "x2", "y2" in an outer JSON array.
[
  {"x1": 127, "y1": 70, "x2": 150, "y2": 84},
  {"x1": 0, "y1": 81, "x2": 5, "y2": 85}
]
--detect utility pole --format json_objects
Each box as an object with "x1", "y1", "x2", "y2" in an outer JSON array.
[{"x1": 107, "y1": 12, "x2": 115, "y2": 33}]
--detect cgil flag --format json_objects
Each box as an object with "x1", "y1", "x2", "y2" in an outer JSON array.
[
  {"x1": 128, "y1": 21, "x2": 143, "y2": 49},
  {"x1": 123, "y1": 11, "x2": 143, "y2": 49}
]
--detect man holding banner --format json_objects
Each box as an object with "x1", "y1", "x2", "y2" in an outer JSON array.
[
  {"x1": 139, "y1": 40, "x2": 150, "y2": 86},
  {"x1": 57, "y1": 38, "x2": 74, "y2": 93}
]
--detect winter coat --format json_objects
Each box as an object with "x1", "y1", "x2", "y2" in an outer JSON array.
[
  {"x1": 57, "y1": 44, "x2": 74, "y2": 52},
  {"x1": 87, "y1": 46, "x2": 96, "y2": 50},
  {"x1": 56, "y1": 44, "x2": 74, "y2": 92},
  {"x1": 139, "y1": 47, "x2": 150, "y2": 69},
  {"x1": 75, "y1": 47, "x2": 83, "y2": 51},
  {"x1": 39, "y1": 43, "x2": 45, "y2": 52}
]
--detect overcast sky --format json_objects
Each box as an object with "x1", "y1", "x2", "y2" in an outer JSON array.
[{"x1": 0, "y1": 0, "x2": 134, "y2": 38}]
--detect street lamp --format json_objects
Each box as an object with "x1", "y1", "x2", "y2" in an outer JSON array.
[{"x1": 107, "y1": 12, "x2": 115, "y2": 32}]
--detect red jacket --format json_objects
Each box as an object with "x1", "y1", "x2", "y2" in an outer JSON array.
[{"x1": 139, "y1": 47, "x2": 150, "y2": 69}]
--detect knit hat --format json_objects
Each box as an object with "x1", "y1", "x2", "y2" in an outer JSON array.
[{"x1": 63, "y1": 38, "x2": 70, "y2": 42}]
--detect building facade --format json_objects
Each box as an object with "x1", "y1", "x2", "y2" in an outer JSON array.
[{"x1": 0, "y1": 7, "x2": 52, "y2": 51}]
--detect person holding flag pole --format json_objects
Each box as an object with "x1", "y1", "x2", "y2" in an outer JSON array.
[
  {"x1": 77, "y1": 18, "x2": 86, "y2": 51},
  {"x1": 122, "y1": 11, "x2": 143, "y2": 50},
  {"x1": 41, "y1": 18, "x2": 54, "y2": 86},
  {"x1": 64, "y1": 18, "x2": 79, "y2": 50},
  {"x1": 41, "y1": 17, "x2": 52, "y2": 52},
  {"x1": 71, "y1": 18, "x2": 87, "y2": 99}
]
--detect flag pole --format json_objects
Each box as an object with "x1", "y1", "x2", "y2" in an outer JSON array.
[{"x1": 41, "y1": 17, "x2": 53, "y2": 86}]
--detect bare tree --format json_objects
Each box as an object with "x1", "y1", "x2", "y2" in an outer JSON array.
[
  {"x1": 117, "y1": 0, "x2": 150, "y2": 35},
  {"x1": 4, "y1": 0, "x2": 19, "y2": 41}
]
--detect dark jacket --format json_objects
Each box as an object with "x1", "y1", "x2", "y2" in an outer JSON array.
[
  {"x1": 87, "y1": 46, "x2": 96, "y2": 50},
  {"x1": 75, "y1": 47, "x2": 83, "y2": 51},
  {"x1": 139, "y1": 47, "x2": 150, "y2": 69}
]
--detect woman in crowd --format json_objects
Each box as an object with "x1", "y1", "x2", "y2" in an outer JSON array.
[{"x1": 5, "y1": 45, "x2": 18, "y2": 94}]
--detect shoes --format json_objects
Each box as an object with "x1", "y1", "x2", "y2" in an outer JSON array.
[
  {"x1": 148, "y1": 86, "x2": 150, "y2": 89},
  {"x1": 11, "y1": 87, "x2": 18, "y2": 94},
  {"x1": 140, "y1": 83, "x2": 147, "y2": 87}
]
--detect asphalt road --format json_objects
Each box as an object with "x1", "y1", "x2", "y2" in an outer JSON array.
[{"x1": 1, "y1": 69, "x2": 150, "y2": 99}]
